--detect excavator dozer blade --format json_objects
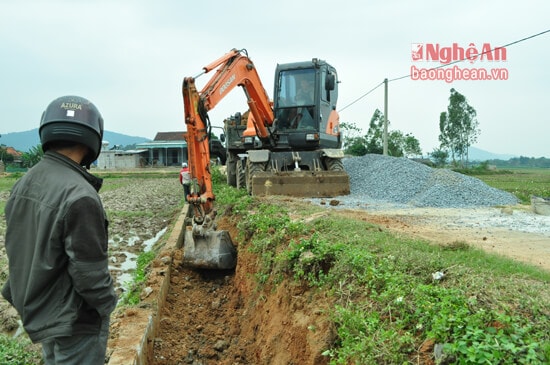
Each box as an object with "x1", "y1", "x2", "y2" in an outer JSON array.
[
  {"x1": 183, "y1": 229, "x2": 237, "y2": 270},
  {"x1": 251, "y1": 170, "x2": 350, "y2": 197}
]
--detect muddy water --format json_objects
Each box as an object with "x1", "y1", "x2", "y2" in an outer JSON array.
[{"x1": 109, "y1": 227, "x2": 168, "y2": 292}]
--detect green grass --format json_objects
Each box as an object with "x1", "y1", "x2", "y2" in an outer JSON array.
[
  {"x1": 0, "y1": 176, "x2": 18, "y2": 214},
  {"x1": 119, "y1": 249, "x2": 158, "y2": 306},
  {"x1": 0, "y1": 334, "x2": 43, "y2": 365},
  {"x1": 466, "y1": 167, "x2": 550, "y2": 204}
]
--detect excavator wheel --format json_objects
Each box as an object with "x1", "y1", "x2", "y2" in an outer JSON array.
[
  {"x1": 226, "y1": 152, "x2": 237, "y2": 187},
  {"x1": 236, "y1": 159, "x2": 246, "y2": 190},
  {"x1": 326, "y1": 157, "x2": 345, "y2": 171},
  {"x1": 246, "y1": 160, "x2": 266, "y2": 194}
]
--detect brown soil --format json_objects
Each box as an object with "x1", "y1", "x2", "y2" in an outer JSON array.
[{"x1": 356, "y1": 206, "x2": 550, "y2": 272}]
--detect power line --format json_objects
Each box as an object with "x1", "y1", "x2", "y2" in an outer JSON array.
[
  {"x1": 338, "y1": 81, "x2": 384, "y2": 112},
  {"x1": 340, "y1": 29, "x2": 550, "y2": 112}
]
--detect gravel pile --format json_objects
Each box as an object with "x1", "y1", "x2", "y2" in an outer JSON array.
[{"x1": 327, "y1": 154, "x2": 518, "y2": 208}]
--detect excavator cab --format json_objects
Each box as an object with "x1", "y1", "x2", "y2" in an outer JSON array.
[
  {"x1": 222, "y1": 55, "x2": 350, "y2": 197},
  {"x1": 272, "y1": 61, "x2": 340, "y2": 148}
]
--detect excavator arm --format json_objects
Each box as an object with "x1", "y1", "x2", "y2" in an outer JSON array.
[
  {"x1": 192, "y1": 48, "x2": 274, "y2": 139},
  {"x1": 181, "y1": 48, "x2": 274, "y2": 269},
  {"x1": 182, "y1": 77, "x2": 215, "y2": 219},
  {"x1": 183, "y1": 48, "x2": 275, "y2": 210}
]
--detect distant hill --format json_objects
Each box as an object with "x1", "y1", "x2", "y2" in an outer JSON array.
[
  {"x1": 0, "y1": 128, "x2": 150, "y2": 152},
  {"x1": 468, "y1": 146, "x2": 516, "y2": 161}
]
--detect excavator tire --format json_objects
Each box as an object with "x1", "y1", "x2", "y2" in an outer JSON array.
[
  {"x1": 236, "y1": 159, "x2": 246, "y2": 190},
  {"x1": 183, "y1": 229, "x2": 237, "y2": 269},
  {"x1": 226, "y1": 152, "x2": 237, "y2": 187},
  {"x1": 246, "y1": 161, "x2": 266, "y2": 194},
  {"x1": 326, "y1": 157, "x2": 345, "y2": 171},
  {"x1": 250, "y1": 170, "x2": 350, "y2": 198}
]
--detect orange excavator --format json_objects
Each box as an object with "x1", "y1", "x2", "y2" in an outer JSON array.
[{"x1": 182, "y1": 48, "x2": 349, "y2": 269}]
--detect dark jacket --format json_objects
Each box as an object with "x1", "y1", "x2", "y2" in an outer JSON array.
[{"x1": 2, "y1": 151, "x2": 117, "y2": 343}]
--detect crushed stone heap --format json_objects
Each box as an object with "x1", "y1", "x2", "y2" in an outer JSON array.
[{"x1": 342, "y1": 154, "x2": 518, "y2": 208}]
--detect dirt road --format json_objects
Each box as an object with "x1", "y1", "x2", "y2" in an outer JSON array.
[{"x1": 355, "y1": 205, "x2": 550, "y2": 272}]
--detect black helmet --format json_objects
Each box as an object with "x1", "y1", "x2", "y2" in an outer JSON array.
[{"x1": 39, "y1": 95, "x2": 104, "y2": 166}]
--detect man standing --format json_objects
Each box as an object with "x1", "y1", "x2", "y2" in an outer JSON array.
[
  {"x1": 179, "y1": 162, "x2": 191, "y2": 198},
  {"x1": 2, "y1": 95, "x2": 118, "y2": 365}
]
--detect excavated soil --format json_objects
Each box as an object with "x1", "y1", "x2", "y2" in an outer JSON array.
[{"x1": 2, "y1": 174, "x2": 550, "y2": 364}]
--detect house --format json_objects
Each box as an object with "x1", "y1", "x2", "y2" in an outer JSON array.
[
  {"x1": 136, "y1": 132, "x2": 188, "y2": 167},
  {"x1": 1, "y1": 146, "x2": 23, "y2": 163},
  {"x1": 135, "y1": 131, "x2": 226, "y2": 166},
  {"x1": 95, "y1": 141, "x2": 148, "y2": 169},
  {"x1": 0, "y1": 146, "x2": 23, "y2": 169},
  {"x1": 95, "y1": 131, "x2": 226, "y2": 169}
]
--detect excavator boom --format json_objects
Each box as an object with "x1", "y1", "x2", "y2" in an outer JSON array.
[{"x1": 183, "y1": 76, "x2": 237, "y2": 269}]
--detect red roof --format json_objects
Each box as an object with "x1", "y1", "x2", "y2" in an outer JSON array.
[
  {"x1": 5, "y1": 147, "x2": 22, "y2": 158},
  {"x1": 154, "y1": 132, "x2": 185, "y2": 141}
]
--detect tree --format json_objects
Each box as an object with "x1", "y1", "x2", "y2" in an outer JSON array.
[
  {"x1": 361, "y1": 109, "x2": 389, "y2": 154},
  {"x1": 439, "y1": 88, "x2": 480, "y2": 167},
  {"x1": 403, "y1": 133, "x2": 422, "y2": 158},
  {"x1": 341, "y1": 122, "x2": 368, "y2": 156},
  {"x1": 20, "y1": 145, "x2": 43, "y2": 168},
  {"x1": 430, "y1": 147, "x2": 449, "y2": 167},
  {"x1": 365, "y1": 109, "x2": 422, "y2": 157},
  {"x1": 341, "y1": 110, "x2": 422, "y2": 157},
  {"x1": 0, "y1": 146, "x2": 15, "y2": 163}
]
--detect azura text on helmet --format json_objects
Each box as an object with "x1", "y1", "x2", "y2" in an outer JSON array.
[{"x1": 60, "y1": 102, "x2": 83, "y2": 110}]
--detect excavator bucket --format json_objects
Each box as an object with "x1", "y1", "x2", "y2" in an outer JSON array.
[
  {"x1": 183, "y1": 229, "x2": 237, "y2": 269},
  {"x1": 250, "y1": 170, "x2": 350, "y2": 197}
]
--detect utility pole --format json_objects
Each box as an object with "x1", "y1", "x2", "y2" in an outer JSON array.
[{"x1": 383, "y1": 78, "x2": 388, "y2": 156}]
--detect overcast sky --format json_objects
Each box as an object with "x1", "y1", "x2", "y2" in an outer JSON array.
[{"x1": 1, "y1": 0, "x2": 549, "y2": 157}]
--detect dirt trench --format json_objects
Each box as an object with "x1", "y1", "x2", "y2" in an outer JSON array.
[{"x1": 149, "y1": 216, "x2": 335, "y2": 365}]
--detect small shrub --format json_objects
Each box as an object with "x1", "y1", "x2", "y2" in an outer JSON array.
[{"x1": 0, "y1": 334, "x2": 43, "y2": 364}]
